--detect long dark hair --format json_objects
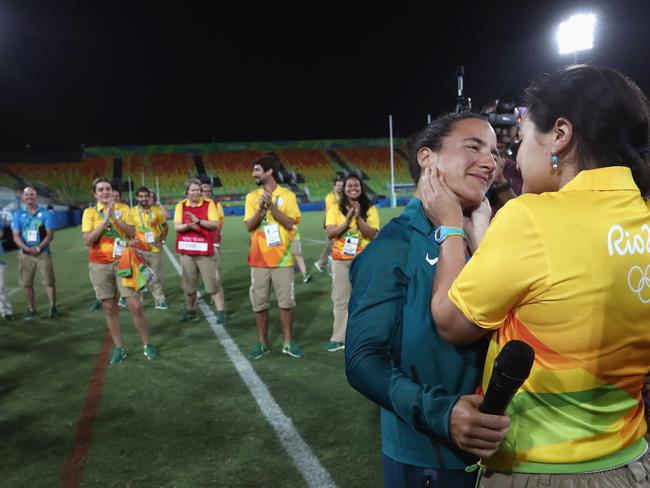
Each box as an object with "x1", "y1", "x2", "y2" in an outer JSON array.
[
  {"x1": 524, "y1": 65, "x2": 650, "y2": 197},
  {"x1": 406, "y1": 112, "x2": 487, "y2": 183},
  {"x1": 339, "y1": 175, "x2": 372, "y2": 220}
]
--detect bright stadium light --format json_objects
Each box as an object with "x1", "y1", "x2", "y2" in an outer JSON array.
[{"x1": 557, "y1": 13, "x2": 596, "y2": 55}]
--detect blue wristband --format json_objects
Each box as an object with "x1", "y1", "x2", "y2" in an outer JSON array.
[{"x1": 433, "y1": 226, "x2": 466, "y2": 244}]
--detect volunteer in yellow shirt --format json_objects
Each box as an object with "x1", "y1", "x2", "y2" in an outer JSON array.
[
  {"x1": 244, "y1": 154, "x2": 303, "y2": 359},
  {"x1": 325, "y1": 174, "x2": 379, "y2": 352},
  {"x1": 315, "y1": 175, "x2": 344, "y2": 273},
  {"x1": 81, "y1": 177, "x2": 157, "y2": 364},
  {"x1": 429, "y1": 65, "x2": 650, "y2": 487},
  {"x1": 130, "y1": 186, "x2": 169, "y2": 310}
]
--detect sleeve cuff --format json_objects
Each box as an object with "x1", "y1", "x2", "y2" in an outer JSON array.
[
  {"x1": 389, "y1": 370, "x2": 459, "y2": 443},
  {"x1": 448, "y1": 283, "x2": 504, "y2": 331}
]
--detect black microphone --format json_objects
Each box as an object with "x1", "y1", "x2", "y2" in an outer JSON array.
[{"x1": 479, "y1": 340, "x2": 535, "y2": 415}]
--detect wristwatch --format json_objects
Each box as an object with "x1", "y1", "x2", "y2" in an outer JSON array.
[{"x1": 434, "y1": 226, "x2": 466, "y2": 244}]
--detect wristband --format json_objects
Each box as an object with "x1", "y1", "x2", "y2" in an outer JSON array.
[{"x1": 434, "y1": 226, "x2": 466, "y2": 244}]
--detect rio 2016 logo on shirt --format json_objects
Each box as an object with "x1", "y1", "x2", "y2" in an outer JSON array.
[
  {"x1": 608, "y1": 224, "x2": 650, "y2": 304},
  {"x1": 627, "y1": 265, "x2": 650, "y2": 304}
]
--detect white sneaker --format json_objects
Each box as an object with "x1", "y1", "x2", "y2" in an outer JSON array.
[{"x1": 314, "y1": 261, "x2": 324, "y2": 273}]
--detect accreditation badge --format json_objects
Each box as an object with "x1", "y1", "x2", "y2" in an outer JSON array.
[
  {"x1": 343, "y1": 233, "x2": 359, "y2": 257},
  {"x1": 264, "y1": 223, "x2": 282, "y2": 247},
  {"x1": 113, "y1": 238, "x2": 126, "y2": 258},
  {"x1": 26, "y1": 229, "x2": 39, "y2": 243}
]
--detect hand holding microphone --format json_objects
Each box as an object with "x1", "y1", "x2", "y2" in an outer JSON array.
[{"x1": 450, "y1": 340, "x2": 534, "y2": 458}]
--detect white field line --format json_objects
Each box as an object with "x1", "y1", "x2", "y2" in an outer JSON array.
[{"x1": 162, "y1": 245, "x2": 337, "y2": 488}]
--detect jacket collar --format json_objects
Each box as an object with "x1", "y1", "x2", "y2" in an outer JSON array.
[{"x1": 404, "y1": 198, "x2": 435, "y2": 238}]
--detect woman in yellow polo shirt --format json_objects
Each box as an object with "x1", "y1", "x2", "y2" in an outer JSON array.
[
  {"x1": 81, "y1": 177, "x2": 157, "y2": 364},
  {"x1": 325, "y1": 174, "x2": 379, "y2": 352},
  {"x1": 429, "y1": 65, "x2": 650, "y2": 486}
]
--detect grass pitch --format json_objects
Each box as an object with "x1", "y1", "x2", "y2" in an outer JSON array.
[{"x1": 0, "y1": 206, "x2": 404, "y2": 488}]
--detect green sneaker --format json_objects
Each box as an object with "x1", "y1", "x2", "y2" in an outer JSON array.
[
  {"x1": 109, "y1": 347, "x2": 127, "y2": 365},
  {"x1": 248, "y1": 342, "x2": 270, "y2": 360},
  {"x1": 143, "y1": 343, "x2": 158, "y2": 360},
  {"x1": 215, "y1": 311, "x2": 226, "y2": 325},
  {"x1": 90, "y1": 300, "x2": 102, "y2": 311},
  {"x1": 178, "y1": 311, "x2": 199, "y2": 323},
  {"x1": 282, "y1": 340, "x2": 305, "y2": 358},
  {"x1": 155, "y1": 301, "x2": 170, "y2": 311},
  {"x1": 118, "y1": 297, "x2": 127, "y2": 309},
  {"x1": 3, "y1": 313, "x2": 13, "y2": 321},
  {"x1": 22, "y1": 309, "x2": 37, "y2": 321},
  {"x1": 302, "y1": 273, "x2": 312, "y2": 283},
  {"x1": 325, "y1": 341, "x2": 345, "y2": 352},
  {"x1": 48, "y1": 306, "x2": 61, "y2": 319}
]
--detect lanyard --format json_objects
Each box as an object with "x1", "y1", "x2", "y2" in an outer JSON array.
[
  {"x1": 22, "y1": 208, "x2": 43, "y2": 228},
  {"x1": 138, "y1": 207, "x2": 153, "y2": 230}
]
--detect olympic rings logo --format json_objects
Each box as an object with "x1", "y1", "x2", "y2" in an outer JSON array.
[{"x1": 627, "y1": 265, "x2": 650, "y2": 304}]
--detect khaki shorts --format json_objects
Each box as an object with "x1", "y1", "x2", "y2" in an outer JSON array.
[
  {"x1": 181, "y1": 254, "x2": 217, "y2": 295},
  {"x1": 291, "y1": 239, "x2": 302, "y2": 255},
  {"x1": 249, "y1": 266, "x2": 295, "y2": 312},
  {"x1": 19, "y1": 251, "x2": 56, "y2": 287},
  {"x1": 480, "y1": 450, "x2": 650, "y2": 487},
  {"x1": 89, "y1": 262, "x2": 139, "y2": 300}
]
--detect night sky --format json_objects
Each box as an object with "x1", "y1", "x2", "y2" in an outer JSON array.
[{"x1": 0, "y1": 1, "x2": 649, "y2": 152}]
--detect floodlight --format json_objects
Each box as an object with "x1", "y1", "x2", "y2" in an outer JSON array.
[{"x1": 557, "y1": 13, "x2": 596, "y2": 55}]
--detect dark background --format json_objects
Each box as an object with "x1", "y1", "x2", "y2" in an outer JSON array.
[{"x1": 0, "y1": 1, "x2": 648, "y2": 151}]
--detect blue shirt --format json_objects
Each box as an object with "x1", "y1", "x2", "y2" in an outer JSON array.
[
  {"x1": 345, "y1": 198, "x2": 487, "y2": 470},
  {"x1": 11, "y1": 207, "x2": 53, "y2": 252}
]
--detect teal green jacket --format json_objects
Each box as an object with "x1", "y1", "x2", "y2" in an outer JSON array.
[{"x1": 346, "y1": 198, "x2": 487, "y2": 469}]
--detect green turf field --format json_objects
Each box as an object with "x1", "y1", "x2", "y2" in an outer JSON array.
[{"x1": 0, "y1": 206, "x2": 405, "y2": 488}]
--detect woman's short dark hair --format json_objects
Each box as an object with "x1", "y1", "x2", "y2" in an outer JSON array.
[
  {"x1": 339, "y1": 174, "x2": 372, "y2": 220},
  {"x1": 91, "y1": 177, "x2": 111, "y2": 193},
  {"x1": 524, "y1": 65, "x2": 650, "y2": 197},
  {"x1": 406, "y1": 112, "x2": 487, "y2": 183}
]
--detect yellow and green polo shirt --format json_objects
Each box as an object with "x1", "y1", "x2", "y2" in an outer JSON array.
[
  {"x1": 129, "y1": 205, "x2": 166, "y2": 252},
  {"x1": 81, "y1": 202, "x2": 134, "y2": 264},
  {"x1": 244, "y1": 185, "x2": 301, "y2": 268},
  {"x1": 326, "y1": 204, "x2": 380, "y2": 261},
  {"x1": 449, "y1": 166, "x2": 650, "y2": 473},
  {"x1": 325, "y1": 191, "x2": 339, "y2": 214}
]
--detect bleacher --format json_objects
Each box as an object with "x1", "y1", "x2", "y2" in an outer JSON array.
[
  {"x1": 2, "y1": 156, "x2": 113, "y2": 204},
  {"x1": 202, "y1": 150, "x2": 264, "y2": 204},
  {"x1": 0, "y1": 138, "x2": 411, "y2": 208},
  {"x1": 147, "y1": 153, "x2": 196, "y2": 200},
  {"x1": 202, "y1": 150, "x2": 263, "y2": 194},
  {"x1": 335, "y1": 147, "x2": 411, "y2": 195},
  {"x1": 276, "y1": 149, "x2": 339, "y2": 201}
]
